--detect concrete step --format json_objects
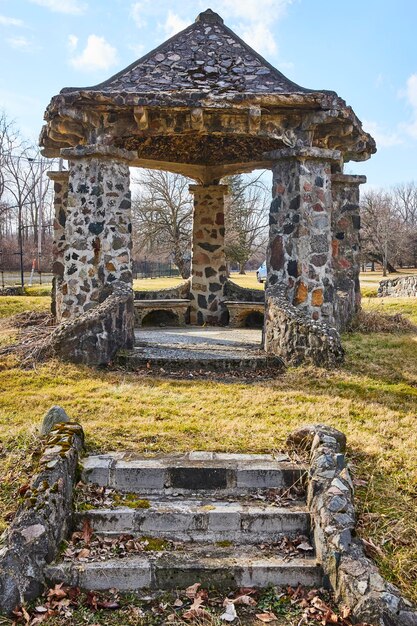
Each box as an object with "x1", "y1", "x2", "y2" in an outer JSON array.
[
  {"x1": 75, "y1": 498, "x2": 310, "y2": 543},
  {"x1": 117, "y1": 349, "x2": 283, "y2": 371},
  {"x1": 45, "y1": 545, "x2": 322, "y2": 591},
  {"x1": 81, "y1": 452, "x2": 306, "y2": 494}
]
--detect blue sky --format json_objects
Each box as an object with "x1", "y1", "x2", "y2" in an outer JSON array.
[{"x1": 1, "y1": 0, "x2": 417, "y2": 189}]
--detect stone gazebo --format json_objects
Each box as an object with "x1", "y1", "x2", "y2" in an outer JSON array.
[{"x1": 40, "y1": 8, "x2": 375, "y2": 366}]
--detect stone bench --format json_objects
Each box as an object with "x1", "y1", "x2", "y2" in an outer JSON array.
[
  {"x1": 134, "y1": 299, "x2": 190, "y2": 327},
  {"x1": 224, "y1": 301, "x2": 265, "y2": 328}
]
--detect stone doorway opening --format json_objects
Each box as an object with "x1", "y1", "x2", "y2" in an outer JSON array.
[{"x1": 141, "y1": 309, "x2": 180, "y2": 327}]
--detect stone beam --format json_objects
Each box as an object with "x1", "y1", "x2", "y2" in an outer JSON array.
[{"x1": 189, "y1": 184, "x2": 228, "y2": 325}]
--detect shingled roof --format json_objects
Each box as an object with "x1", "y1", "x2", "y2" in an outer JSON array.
[{"x1": 61, "y1": 8, "x2": 319, "y2": 102}]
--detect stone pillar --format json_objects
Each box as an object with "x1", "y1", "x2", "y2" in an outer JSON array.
[
  {"x1": 59, "y1": 145, "x2": 135, "y2": 320},
  {"x1": 47, "y1": 170, "x2": 69, "y2": 322},
  {"x1": 189, "y1": 184, "x2": 228, "y2": 325},
  {"x1": 266, "y1": 147, "x2": 341, "y2": 327},
  {"x1": 331, "y1": 173, "x2": 366, "y2": 329}
]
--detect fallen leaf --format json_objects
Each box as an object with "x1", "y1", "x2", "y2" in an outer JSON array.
[
  {"x1": 297, "y1": 542, "x2": 314, "y2": 552},
  {"x1": 47, "y1": 584, "x2": 67, "y2": 600},
  {"x1": 173, "y1": 598, "x2": 184, "y2": 607},
  {"x1": 82, "y1": 518, "x2": 93, "y2": 545},
  {"x1": 230, "y1": 595, "x2": 256, "y2": 606},
  {"x1": 183, "y1": 607, "x2": 212, "y2": 621},
  {"x1": 256, "y1": 612, "x2": 278, "y2": 623},
  {"x1": 185, "y1": 582, "x2": 201, "y2": 598},
  {"x1": 77, "y1": 548, "x2": 90, "y2": 559}
]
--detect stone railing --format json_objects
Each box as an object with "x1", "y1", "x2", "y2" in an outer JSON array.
[
  {"x1": 0, "y1": 416, "x2": 84, "y2": 615},
  {"x1": 134, "y1": 278, "x2": 191, "y2": 301},
  {"x1": 288, "y1": 424, "x2": 417, "y2": 626},
  {"x1": 378, "y1": 275, "x2": 417, "y2": 298},
  {"x1": 264, "y1": 285, "x2": 344, "y2": 368},
  {"x1": 51, "y1": 282, "x2": 134, "y2": 365},
  {"x1": 224, "y1": 279, "x2": 265, "y2": 303}
]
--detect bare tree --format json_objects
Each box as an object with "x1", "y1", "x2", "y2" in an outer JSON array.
[
  {"x1": 131, "y1": 170, "x2": 193, "y2": 279},
  {"x1": 361, "y1": 190, "x2": 404, "y2": 275},
  {"x1": 224, "y1": 173, "x2": 269, "y2": 274},
  {"x1": 392, "y1": 182, "x2": 417, "y2": 267}
]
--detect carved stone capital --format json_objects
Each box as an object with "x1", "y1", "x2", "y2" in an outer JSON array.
[
  {"x1": 189, "y1": 183, "x2": 229, "y2": 196},
  {"x1": 331, "y1": 173, "x2": 367, "y2": 186},
  {"x1": 47, "y1": 170, "x2": 69, "y2": 182},
  {"x1": 60, "y1": 144, "x2": 137, "y2": 163},
  {"x1": 264, "y1": 146, "x2": 342, "y2": 163}
]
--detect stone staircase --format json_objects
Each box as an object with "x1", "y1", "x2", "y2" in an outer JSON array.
[{"x1": 45, "y1": 452, "x2": 323, "y2": 592}]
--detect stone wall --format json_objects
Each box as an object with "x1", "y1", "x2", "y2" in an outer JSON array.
[
  {"x1": 264, "y1": 285, "x2": 344, "y2": 368},
  {"x1": 134, "y1": 278, "x2": 191, "y2": 301},
  {"x1": 332, "y1": 174, "x2": 366, "y2": 331},
  {"x1": 288, "y1": 424, "x2": 417, "y2": 626},
  {"x1": 59, "y1": 146, "x2": 133, "y2": 321},
  {"x1": 51, "y1": 282, "x2": 134, "y2": 365},
  {"x1": 189, "y1": 184, "x2": 228, "y2": 325},
  {"x1": 224, "y1": 279, "x2": 265, "y2": 302},
  {"x1": 267, "y1": 148, "x2": 340, "y2": 328},
  {"x1": 378, "y1": 275, "x2": 417, "y2": 298},
  {"x1": 0, "y1": 421, "x2": 84, "y2": 615}
]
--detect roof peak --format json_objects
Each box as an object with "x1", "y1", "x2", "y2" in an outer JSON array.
[{"x1": 195, "y1": 8, "x2": 224, "y2": 24}]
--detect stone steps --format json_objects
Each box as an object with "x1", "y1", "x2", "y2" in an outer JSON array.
[
  {"x1": 74, "y1": 498, "x2": 310, "y2": 543},
  {"x1": 45, "y1": 545, "x2": 322, "y2": 592},
  {"x1": 81, "y1": 452, "x2": 306, "y2": 495},
  {"x1": 45, "y1": 452, "x2": 321, "y2": 594}
]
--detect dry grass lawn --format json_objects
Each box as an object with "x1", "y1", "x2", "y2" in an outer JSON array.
[{"x1": 0, "y1": 280, "x2": 416, "y2": 604}]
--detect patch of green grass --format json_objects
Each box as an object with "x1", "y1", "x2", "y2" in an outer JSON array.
[
  {"x1": 25, "y1": 284, "x2": 52, "y2": 297},
  {"x1": 0, "y1": 291, "x2": 416, "y2": 602},
  {"x1": 0, "y1": 296, "x2": 50, "y2": 318}
]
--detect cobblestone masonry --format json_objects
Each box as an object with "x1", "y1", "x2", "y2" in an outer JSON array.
[
  {"x1": 189, "y1": 184, "x2": 228, "y2": 325},
  {"x1": 51, "y1": 282, "x2": 134, "y2": 365},
  {"x1": 264, "y1": 285, "x2": 344, "y2": 368},
  {"x1": 288, "y1": 424, "x2": 417, "y2": 626},
  {"x1": 267, "y1": 148, "x2": 341, "y2": 328},
  {"x1": 47, "y1": 170, "x2": 69, "y2": 321},
  {"x1": 331, "y1": 174, "x2": 366, "y2": 331},
  {"x1": 0, "y1": 419, "x2": 84, "y2": 615},
  {"x1": 378, "y1": 275, "x2": 417, "y2": 297},
  {"x1": 59, "y1": 146, "x2": 133, "y2": 321}
]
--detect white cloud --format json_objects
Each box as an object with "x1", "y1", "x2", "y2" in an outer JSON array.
[
  {"x1": 405, "y1": 73, "x2": 417, "y2": 139},
  {"x1": 29, "y1": 0, "x2": 86, "y2": 15},
  {"x1": 6, "y1": 36, "x2": 31, "y2": 50},
  {"x1": 69, "y1": 34, "x2": 118, "y2": 71},
  {"x1": 130, "y1": 2, "x2": 146, "y2": 28},
  {"x1": 163, "y1": 10, "x2": 188, "y2": 38},
  {"x1": 363, "y1": 120, "x2": 403, "y2": 148},
  {"x1": 239, "y1": 20, "x2": 277, "y2": 56},
  {"x1": 0, "y1": 14, "x2": 24, "y2": 26},
  {"x1": 216, "y1": 0, "x2": 292, "y2": 56}
]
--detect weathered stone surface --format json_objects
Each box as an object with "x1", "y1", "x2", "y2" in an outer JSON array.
[
  {"x1": 331, "y1": 174, "x2": 366, "y2": 331},
  {"x1": 378, "y1": 275, "x2": 417, "y2": 298},
  {"x1": 48, "y1": 170, "x2": 69, "y2": 322},
  {"x1": 40, "y1": 405, "x2": 70, "y2": 436},
  {"x1": 287, "y1": 424, "x2": 347, "y2": 453},
  {"x1": 263, "y1": 285, "x2": 344, "y2": 368},
  {"x1": 0, "y1": 420, "x2": 84, "y2": 615},
  {"x1": 51, "y1": 282, "x2": 134, "y2": 365},
  {"x1": 267, "y1": 148, "x2": 340, "y2": 327},
  {"x1": 189, "y1": 184, "x2": 228, "y2": 325},
  {"x1": 292, "y1": 424, "x2": 417, "y2": 626}
]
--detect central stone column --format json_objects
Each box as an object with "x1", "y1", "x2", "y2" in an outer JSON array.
[
  {"x1": 59, "y1": 145, "x2": 135, "y2": 320},
  {"x1": 189, "y1": 184, "x2": 228, "y2": 325},
  {"x1": 266, "y1": 147, "x2": 341, "y2": 327}
]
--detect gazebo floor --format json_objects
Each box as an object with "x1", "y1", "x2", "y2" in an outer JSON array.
[{"x1": 116, "y1": 327, "x2": 283, "y2": 372}]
